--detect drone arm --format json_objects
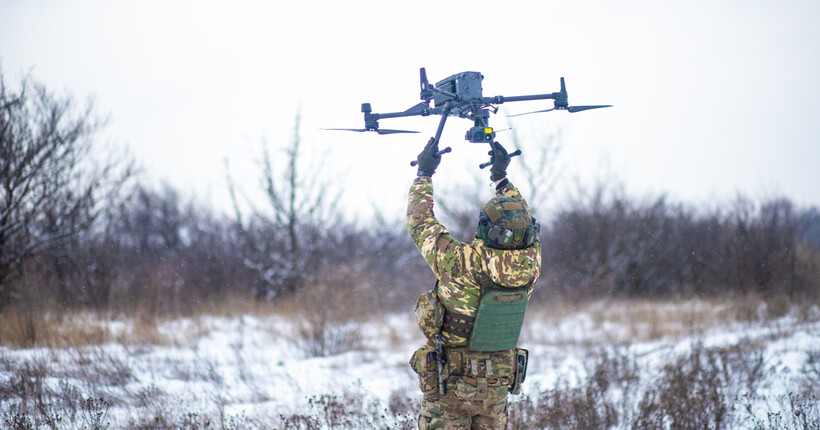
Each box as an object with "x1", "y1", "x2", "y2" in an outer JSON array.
[
  {"x1": 369, "y1": 102, "x2": 457, "y2": 122},
  {"x1": 483, "y1": 78, "x2": 570, "y2": 107},
  {"x1": 483, "y1": 92, "x2": 561, "y2": 104},
  {"x1": 372, "y1": 111, "x2": 411, "y2": 120},
  {"x1": 369, "y1": 100, "x2": 435, "y2": 121}
]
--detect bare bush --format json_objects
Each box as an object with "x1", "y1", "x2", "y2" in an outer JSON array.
[
  {"x1": 276, "y1": 381, "x2": 405, "y2": 430},
  {"x1": 749, "y1": 392, "x2": 820, "y2": 430},
  {"x1": 69, "y1": 347, "x2": 133, "y2": 388},
  {"x1": 283, "y1": 279, "x2": 366, "y2": 357},
  {"x1": 715, "y1": 338, "x2": 769, "y2": 396},
  {"x1": 0, "y1": 353, "x2": 52, "y2": 415},
  {"x1": 81, "y1": 397, "x2": 111, "y2": 430},
  {"x1": 508, "y1": 349, "x2": 632, "y2": 429},
  {"x1": 2, "y1": 405, "x2": 35, "y2": 430},
  {"x1": 801, "y1": 348, "x2": 820, "y2": 397},
  {"x1": 387, "y1": 388, "x2": 419, "y2": 429},
  {"x1": 644, "y1": 343, "x2": 731, "y2": 429},
  {"x1": 506, "y1": 342, "x2": 797, "y2": 429}
]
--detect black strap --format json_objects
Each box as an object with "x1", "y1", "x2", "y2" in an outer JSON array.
[
  {"x1": 443, "y1": 312, "x2": 475, "y2": 339},
  {"x1": 495, "y1": 178, "x2": 510, "y2": 190}
]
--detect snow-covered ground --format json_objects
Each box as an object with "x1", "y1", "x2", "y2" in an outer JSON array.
[{"x1": 1, "y1": 301, "x2": 819, "y2": 429}]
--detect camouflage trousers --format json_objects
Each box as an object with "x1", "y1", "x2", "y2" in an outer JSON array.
[
  {"x1": 410, "y1": 344, "x2": 516, "y2": 430},
  {"x1": 418, "y1": 383, "x2": 508, "y2": 430}
]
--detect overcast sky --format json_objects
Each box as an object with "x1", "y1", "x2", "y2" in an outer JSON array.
[{"x1": 2, "y1": 0, "x2": 819, "y2": 220}]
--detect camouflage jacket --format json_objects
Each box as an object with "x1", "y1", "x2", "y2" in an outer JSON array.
[{"x1": 407, "y1": 176, "x2": 541, "y2": 347}]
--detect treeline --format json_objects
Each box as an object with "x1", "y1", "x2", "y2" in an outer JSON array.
[
  {"x1": 2, "y1": 71, "x2": 819, "y2": 318},
  {"x1": 543, "y1": 188, "x2": 820, "y2": 299}
]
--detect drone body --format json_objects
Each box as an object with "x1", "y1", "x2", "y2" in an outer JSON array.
[
  {"x1": 431, "y1": 71, "x2": 483, "y2": 109},
  {"x1": 325, "y1": 68, "x2": 611, "y2": 167}
]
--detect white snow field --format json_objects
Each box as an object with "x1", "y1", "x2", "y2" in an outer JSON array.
[{"x1": 1, "y1": 299, "x2": 818, "y2": 429}]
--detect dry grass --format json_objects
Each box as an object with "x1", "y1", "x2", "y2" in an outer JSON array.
[
  {"x1": 0, "y1": 284, "x2": 371, "y2": 359},
  {"x1": 522, "y1": 297, "x2": 723, "y2": 347},
  {"x1": 0, "y1": 292, "x2": 273, "y2": 349},
  {"x1": 0, "y1": 307, "x2": 109, "y2": 349},
  {"x1": 3, "y1": 289, "x2": 816, "y2": 352},
  {"x1": 0, "y1": 306, "x2": 183, "y2": 349},
  {"x1": 522, "y1": 293, "x2": 820, "y2": 347}
]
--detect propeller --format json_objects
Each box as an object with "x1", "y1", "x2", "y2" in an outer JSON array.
[
  {"x1": 507, "y1": 108, "x2": 555, "y2": 117},
  {"x1": 567, "y1": 105, "x2": 613, "y2": 113},
  {"x1": 507, "y1": 104, "x2": 612, "y2": 117},
  {"x1": 322, "y1": 128, "x2": 419, "y2": 135}
]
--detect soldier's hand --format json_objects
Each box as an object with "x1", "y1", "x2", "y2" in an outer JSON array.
[
  {"x1": 416, "y1": 137, "x2": 441, "y2": 177},
  {"x1": 490, "y1": 141, "x2": 510, "y2": 181}
]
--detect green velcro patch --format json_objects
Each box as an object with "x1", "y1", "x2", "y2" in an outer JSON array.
[
  {"x1": 486, "y1": 205, "x2": 502, "y2": 222},
  {"x1": 501, "y1": 202, "x2": 524, "y2": 211},
  {"x1": 495, "y1": 294, "x2": 523, "y2": 302}
]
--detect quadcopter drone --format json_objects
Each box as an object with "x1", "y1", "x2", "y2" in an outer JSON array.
[{"x1": 326, "y1": 68, "x2": 611, "y2": 168}]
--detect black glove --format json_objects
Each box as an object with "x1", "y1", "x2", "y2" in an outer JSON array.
[
  {"x1": 416, "y1": 137, "x2": 441, "y2": 177},
  {"x1": 490, "y1": 141, "x2": 510, "y2": 181}
]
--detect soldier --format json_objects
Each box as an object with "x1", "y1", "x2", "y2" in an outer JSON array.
[{"x1": 407, "y1": 137, "x2": 542, "y2": 429}]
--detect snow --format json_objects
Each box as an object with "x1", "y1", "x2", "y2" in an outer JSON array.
[{"x1": 1, "y1": 302, "x2": 819, "y2": 428}]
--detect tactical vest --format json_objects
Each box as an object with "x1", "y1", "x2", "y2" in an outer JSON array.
[{"x1": 442, "y1": 273, "x2": 532, "y2": 351}]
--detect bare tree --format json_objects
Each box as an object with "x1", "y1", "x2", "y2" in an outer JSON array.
[
  {"x1": 0, "y1": 70, "x2": 133, "y2": 305},
  {"x1": 229, "y1": 112, "x2": 341, "y2": 300}
]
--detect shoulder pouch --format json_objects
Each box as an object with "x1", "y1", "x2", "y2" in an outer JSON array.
[{"x1": 414, "y1": 281, "x2": 444, "y2": 340}]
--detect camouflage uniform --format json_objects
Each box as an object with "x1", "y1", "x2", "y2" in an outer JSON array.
[{"x1": 407, "y1": 176, "x2": 541, "y2": 430}]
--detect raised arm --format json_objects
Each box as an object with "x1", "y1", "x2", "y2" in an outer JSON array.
[
  {"x1": 406, "y1": 138, "x2": 470, "y2": 284},
  {"x1": 406, "y1": 176, "x2": 467, "y2": 282}
]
